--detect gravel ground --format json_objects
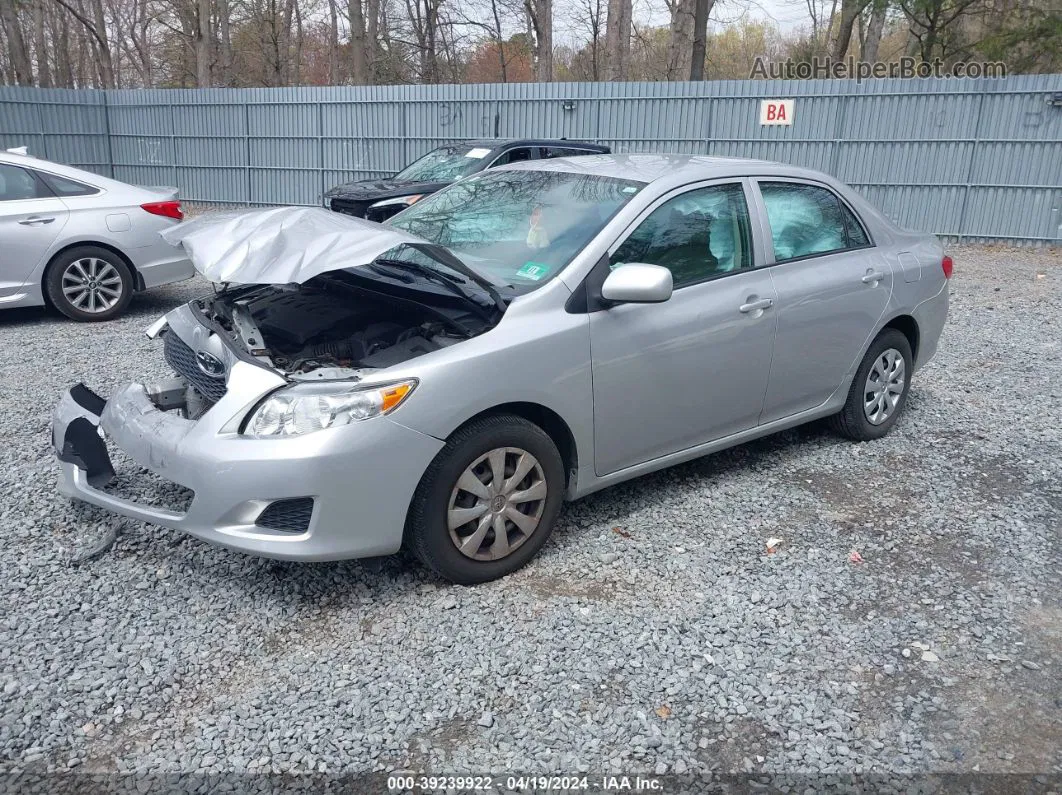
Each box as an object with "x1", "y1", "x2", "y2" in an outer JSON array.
[{"x1": 0, "y1": 245, "x2": 1060, "y2": 789}]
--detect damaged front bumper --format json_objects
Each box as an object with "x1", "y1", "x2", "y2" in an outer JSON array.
[{"x1": 51, "y1": 362, "x2": 445, "y2": 561}]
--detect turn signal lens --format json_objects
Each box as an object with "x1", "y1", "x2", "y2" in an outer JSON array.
[
  {"x1": 941, "y1": 255, "x2": 954, "y2": 279},
  {"x1": 380, "y1": 383, "x2": 414, "y2": 412}
]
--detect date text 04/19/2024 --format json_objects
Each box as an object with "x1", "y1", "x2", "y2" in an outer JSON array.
[{"x1": 387, "y1": 775, "x2": 664, "y2": 791}]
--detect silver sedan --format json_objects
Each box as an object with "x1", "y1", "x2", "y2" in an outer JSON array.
[
  {"x1": 0, "y1": 148, "x2": 193, "y2": 321},
  {"x1": 52, "y1": 155, "x2": 949, "y2": 583}
]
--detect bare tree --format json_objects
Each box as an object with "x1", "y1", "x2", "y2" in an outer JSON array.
[
  {"x1": 860, "y1": 0, "x2": 888, "y2": 60},
  {"x1": 831, "y1": 0, "x2": 873, "y2": 58},
  {"x1": 568, "y1": 0, "x2": 603, "y2": 79},
  {"x1": 524, "y1": 0, "x2": 551, "y2": 80},
  {"x1": 405, "y1": 0, "x2": 442, "y2": 81},
  {"x1": 689, "y1": 0, "x2": 712, "y2": 78},
  {"x1": 48, "y1": 0, "x2": 116, "y2": 86},
  {"x1": 665, "y1": 0, "x2": 693, "y2": 78},
  {"x1": 1, "y1": 0, "x2": 35, "y2": 83},
  {"x1": 603, "y1": 0, "x2": 630, "y2": 78}
]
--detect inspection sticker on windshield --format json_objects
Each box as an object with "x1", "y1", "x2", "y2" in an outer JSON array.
[
  {"x1": 465, "y1": 148, "x2": 491, "y2": 159},
  {"x1": 516, "y1": 261, "x2": 550, "y2": 281}
]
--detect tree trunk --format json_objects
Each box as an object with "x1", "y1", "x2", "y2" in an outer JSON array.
[
  {"x1": 33, "y1": 1, "x2": 51, "y2": 86},
  {"x1": 689, "y1": 0, "x2": 713, "y2": 79},
  {"x1": 862, "y1": 0, "x2": 887, "y2": 61},
  {"x1": 326, "y1": 0, "x2": 338, "y2": 83},
  {"x1": 292, "y1": 0, "x2": 303, "y2": 84},
  {"x1": 349, "y1": 0, "x2": 368, "y2": 84},
  {"x1": 525, "y1": 0, "x2": 552, "y2": 81},
  {"x1": 218, "y1": 0, "x2": 233, "y2": 85},
  {"x1": 831, "y1": 0, "x2": 870, "y2": 59},
  {"x1": 604, "y1": 0, "x2": 631, "y2": 79},
  {"x1": 195, "y1": 0, "x2": 212, "y2": 86},
  {"x1": 0, "y1": 0, "x2": 33, "y2": 84},
  {"x1": 665, "y1": 0, "x2": 694, "y2": 80},
  {"x1": 88, "y1": 0, "x2": 115, "y2": 87},
  {"x1": 52, "y1": 7, "x2": 73, "y2": 86},
  {"x1": 491, "y1": 0, "x2": 506, "y2": 81}
]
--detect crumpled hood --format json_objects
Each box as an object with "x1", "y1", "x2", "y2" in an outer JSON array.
[{"x1": 160, "y1": 206, "x2": 425, "y2": 284}]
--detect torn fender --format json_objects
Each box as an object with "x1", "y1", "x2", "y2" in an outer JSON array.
[{"x1": 160, "y1": 206, "x2": 426, "y2": 285}]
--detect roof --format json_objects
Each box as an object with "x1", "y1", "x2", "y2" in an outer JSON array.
[
  {"x1": 0, "y1": 148, "x2": 110, "y2": 185},
  {"x1": 500, "y1": 152, "x2": 834, "y2": 187},
  {"x1": 440, "y1": 138, "x2": 608, "y2": 151}
]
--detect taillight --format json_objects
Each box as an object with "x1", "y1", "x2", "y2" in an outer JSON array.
[
  {"x1": 941, "y1": 255, "x2": 954, "y2": 279},
  {"x1": 141, "y1": 200, "x2": 183, "y2": 221}
]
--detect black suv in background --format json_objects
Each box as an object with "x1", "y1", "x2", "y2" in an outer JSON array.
[{"x1": 325, "y1": 138, "x2": 610, "y2": 222}]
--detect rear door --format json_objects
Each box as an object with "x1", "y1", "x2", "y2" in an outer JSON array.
[
  {"x1": 752, "y1": 179, "x2": 892, "y2": 424},
  {"x1": 0, "y1": 164, "x2": 69, "y2": 300},
  {"x1": 589, "y1": 179, "x2": 777, "y2": 475}
]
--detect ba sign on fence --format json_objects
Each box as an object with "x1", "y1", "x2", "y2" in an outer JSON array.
[{"x1": 760, "y1": 99, "x2": 795, "y2": 126}]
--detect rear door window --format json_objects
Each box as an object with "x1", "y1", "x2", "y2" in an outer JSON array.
[
  {"x1": 541, "y1": 147, "x2": 596, "y2": 159},
  {"x1": 759, "y1": 181, "x2": 870, "y2": 261},
  {"x1": 490, "y1": 148, "x2": 535, "y2": 167},
  {"x1": 0, "y1": 164, "x2": 49, "y2": 201}
]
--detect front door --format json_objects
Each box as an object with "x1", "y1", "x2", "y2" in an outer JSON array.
[
  {"x1": 753, "y1": 179, "x2": 893, "y2": 423},
  {"x1": 0, "y1": 164, "x2": 68, "y2": 301},
  {"x1": 589, "y1": 181, "x2": 778, "y2": 476}
]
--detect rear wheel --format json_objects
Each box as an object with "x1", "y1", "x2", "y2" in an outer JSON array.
[
  {"x1": 45, "y1": 246, "x2": 134, "y2": 322},
  {"x1": 830, "y1": 328, "x2": 913, "y2": 441},
  {"x1": 407, "y1": 414, "x2": 565, "y2": 585}
]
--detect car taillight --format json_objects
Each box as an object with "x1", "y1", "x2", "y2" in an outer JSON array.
[
  {"x1": 941, "y1": 255, "x2": 954, "y2": 279},
  {"x1": 141, "y1": 201, "x2": 183, "y2": 221}
]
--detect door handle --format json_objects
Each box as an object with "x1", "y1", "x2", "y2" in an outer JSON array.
[
  {"x1": 739, "y1": 297, "x2": 773, "y2": 313},
  {"x1": 18, "y1": 216, "x2": 55, "y2": 226},
  {"x1": 861, "y1": 270, "x2": 885, "y2": 284}
]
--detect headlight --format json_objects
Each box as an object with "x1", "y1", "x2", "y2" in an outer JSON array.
[
  {"x1": 368, "y1": 194, "x2": 423, "y2": 210},
  {"x1": 244, "y1": 379, "x2": 417, "y2": 438}
]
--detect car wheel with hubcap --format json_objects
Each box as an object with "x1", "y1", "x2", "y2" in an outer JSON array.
[
  {"x1": 407, "y1": 414, "x2": 565, "y2": 584},
  {"x1": 830, "y1": 327, "x2": 913, "y2": 441},
  {"x1": 46, "y1": 245, "x2": 134, "y2": 322}
]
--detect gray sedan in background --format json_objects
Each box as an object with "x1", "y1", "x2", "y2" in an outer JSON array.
[
  {"x1": 52, "y1": 155, "x2": 950, "y2": 583},
  {"x1": 0, "y1": 148, "x2": 192, "y2": 321}
]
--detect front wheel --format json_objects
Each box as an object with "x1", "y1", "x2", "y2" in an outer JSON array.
[
  {"x1": 406, "y1": 414, "x2": 565, "y2": 585},
  {"x1": 45, "y1": 246, "x2": 134, "y2": 322},
  {"x1": 830, "y1": 328, "x2": 913, "y2": 441}
]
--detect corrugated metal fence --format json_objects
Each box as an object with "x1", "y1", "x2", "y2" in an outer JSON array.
[{"x1": 1, "y1": 76, "x2": 1060, "y2": 242}]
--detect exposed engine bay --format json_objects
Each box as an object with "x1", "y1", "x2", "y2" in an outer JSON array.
[{"x1": 194, "y1": 273, "x2": 498, "y2": 380}]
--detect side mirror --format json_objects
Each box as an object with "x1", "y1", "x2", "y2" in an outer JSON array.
[{"x1": 600, "y1": 263, "x2": 673, "y2": 304}]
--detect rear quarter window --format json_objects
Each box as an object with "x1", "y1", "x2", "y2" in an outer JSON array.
[{"x1": 37, "y1": 171, "x2": 100, "y2": 197}]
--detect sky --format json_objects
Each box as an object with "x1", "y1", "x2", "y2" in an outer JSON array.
[{"x1": 553, "y1": 0, "x2": 812, "y2": 49}]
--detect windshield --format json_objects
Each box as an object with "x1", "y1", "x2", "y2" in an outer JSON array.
[
  {"x1": 387, "y1": 169, "x2": 644, "y2": 291},
  {"x1": 393, "y1": 146, "x2": 493, "y2": 182}
]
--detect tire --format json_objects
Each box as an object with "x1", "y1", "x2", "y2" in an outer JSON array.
[
  {"x1": 406, "y1": 414, "x2": 565, "y2": 585},
  {"x1": 830, "y1": 328, "x2": 913, "y2": 441},
  {"x1": 45, "y1": 245, "x2": 134, "y2": 322}
]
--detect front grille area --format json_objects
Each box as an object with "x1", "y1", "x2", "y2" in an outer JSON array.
[
  {"x1": 163, "y1": 331, "x2": 227, "y2": 404},
  {"x1": 329, "y1": 198, "x2": 370, "y2": 218},
  {"x1": 255, "y1": 498, "x2": 315, "y2": 534}
]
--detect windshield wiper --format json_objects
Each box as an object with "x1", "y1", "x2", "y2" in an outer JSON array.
[
  {"x1": 407, "y1": 243, "x2": 507, "y2": 315},
  {"x1": 371, "y1": 257, "x2": 496, "y2": 322}
]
